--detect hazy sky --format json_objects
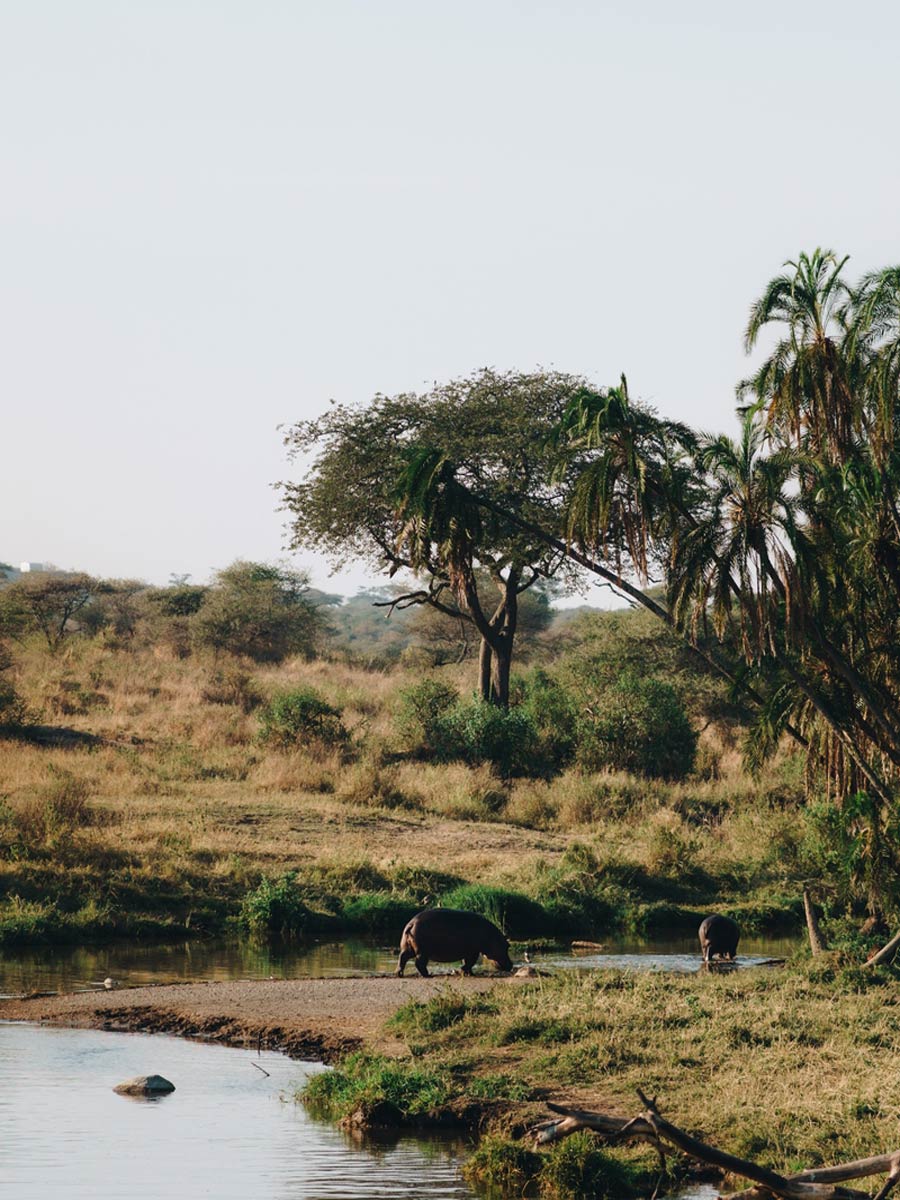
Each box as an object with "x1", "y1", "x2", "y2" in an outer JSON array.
[{"x1": 3, "y1": 2, "x2": 898, "y2": 596}]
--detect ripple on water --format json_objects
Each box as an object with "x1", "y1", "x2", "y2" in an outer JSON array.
[{"x1": 0, "y1": 1023, "x2": 475, "y2": 1199}]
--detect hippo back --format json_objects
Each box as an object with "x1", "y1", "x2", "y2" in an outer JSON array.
[
  {"x1": 404, "y1": 908, "x2": 512, "y2": 967},
  {"x1": 698, "y1": 913, "x2": 740, "y2": 957}
]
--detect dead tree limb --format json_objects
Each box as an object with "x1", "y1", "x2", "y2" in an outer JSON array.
[
  {"x1": 528, "y1": 1096, "x2": 899, "y2": 1200},
  {"x1": 866, "y1": 930, "x2": 900, "y2": 968}
]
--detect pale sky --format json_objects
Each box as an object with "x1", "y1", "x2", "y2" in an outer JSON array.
[{"x1": 3, "y1": 2, "x2": 898, "y2": 595}]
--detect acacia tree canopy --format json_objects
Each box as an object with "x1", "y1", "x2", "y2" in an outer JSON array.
[
  {"x1": 191, "y1": 561, "x2": 328, "y2": 663},
  {"x1": 281, "y1": 369, "x2": 593, "y2": 705}
]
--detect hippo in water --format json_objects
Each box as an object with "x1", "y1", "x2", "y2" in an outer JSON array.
[
  {"x1": 397, "y1": 908, "x2": 513, "y2": 978},
  {"x1": 699, "y1": 914, "x2": 740, "y2": 962}
]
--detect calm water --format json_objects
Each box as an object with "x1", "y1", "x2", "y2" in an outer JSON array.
[
  {"x1": 0, "y1": 1022, "x2": 476, "y2": 1199},
  {"x1": 0, "y1": 932, "x2": 801, "y2": 998}
]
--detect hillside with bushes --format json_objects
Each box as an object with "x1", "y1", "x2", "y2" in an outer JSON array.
[{"x1": 0, "y1": 564, "x2": 814, "y2": 948}]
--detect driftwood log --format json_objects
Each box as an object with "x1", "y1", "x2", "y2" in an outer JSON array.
[{"x1": 528, "y1": 1092, "x2": 900, "y2": 1200}]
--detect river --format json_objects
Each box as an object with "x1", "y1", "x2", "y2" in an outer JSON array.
[
  {"x1": 0, "y1": 934, "x2": 798, "y2": 1197},
  {"x1": 0, "y1": 1021, "x2": 476, "y2": 1198},
  {"x1": 0, "y1": 931, "x2": 801, "y2": 998}
]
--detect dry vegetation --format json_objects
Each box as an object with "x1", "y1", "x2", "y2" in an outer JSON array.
[{"x1": 0, "y1": 631, "x2": 808, "y2": 946}]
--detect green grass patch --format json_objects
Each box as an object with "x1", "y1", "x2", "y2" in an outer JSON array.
[{"x1": 300, "y1": 1052, "x2": 454, "y2": 1124}]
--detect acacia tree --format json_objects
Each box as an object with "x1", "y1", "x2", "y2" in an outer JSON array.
[
  {"x1": 281, "y1": 370, "x2": 589, "y2": 705},
  {"x1": 191, "y1": 561, "x2": 328, "y2": 663},
  {"x1": 1, "y1": 572, "x2": 97, "y2": 651}
]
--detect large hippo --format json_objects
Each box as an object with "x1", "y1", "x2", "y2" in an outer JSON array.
[
  {"x1": 397, "y1": 908, "x2": 513, "y2": 978},
  {"x1": 699, "y1": 914, "x2": 740, "y2": 962}
]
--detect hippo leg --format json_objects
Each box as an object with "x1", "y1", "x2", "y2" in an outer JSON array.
[
  {"x1": 397, "y1": 948, "x2": 415, "y2": 977},
  {"x1": 414, "y1": 955, "x2": 430, "y2": 978}
]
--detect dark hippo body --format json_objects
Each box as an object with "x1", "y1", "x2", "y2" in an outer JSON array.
[
  {"x1": 397, "y1": 908, "x2": 513, "y2": 978},
  {"x1": 699, "y1": 914, "x2": 740, "y2": 961}
]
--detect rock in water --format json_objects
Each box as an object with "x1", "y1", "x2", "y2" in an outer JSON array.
[{"x1": 113, "y1": 1074, "x2": 175, "y2": 1096}]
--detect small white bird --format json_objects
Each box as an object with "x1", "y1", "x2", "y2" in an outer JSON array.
[{"x1": 103, "y1": 977, "x2": 118, "y2": 990}]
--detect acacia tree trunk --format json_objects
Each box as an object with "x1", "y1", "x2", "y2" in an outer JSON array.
[
  {"x1": 489, "y1": 583, "x2": 518, "y2": 707},
  {"x1": 461, "y1": 567, "x2": 521, "y2": 707},
  {"x1": 478, "y1": 637, "x2": 493, "y2": 702}
]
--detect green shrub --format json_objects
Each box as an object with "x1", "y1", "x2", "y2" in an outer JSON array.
[
  {"x1": 440, "y1": 883, "x2": 547, "y2": 936},
  {"x1": 578, "y1": 671, "x2": 697, "y2": 780},
  {"x1": 436, "y1": 700, "x2": 541, "y2": 777},
  {"x1": 191, "y1": 560, "x2": 325, "y2": 663},
  {"x1": 300, "y1": 1052, "x2": 453, "y2": 1122},
  {"x1": 339, "y1": 891, "x2": 412, "y2": 931},
  {"x1": 239, "y1": 871, "x2": 310, "y2": 936},
  {"x1": 514, "y1": 668, "x2": 580, "y2": 772},
  {"x1": 540, "y1": 1131, "x2": 639, "y2": 1199},
  {"x1": 394, "y1": 678, "x2": 459, "y2": 755},
  {"x1": 257, "y1": 687, "x2": 348, "y2": 749},
  {"x1": 0, "y1": 677, "x2": 29, "y2": 730},
  {"x1": 463, "y1": 1135, "x2": 542, "y2": 1193}
]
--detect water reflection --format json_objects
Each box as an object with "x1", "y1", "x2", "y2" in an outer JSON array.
[
  {"x1": 0, "y1": 932, "x2": 801, "y2": 998},
  {"x1": 532, "y1": 933, "x2": 800, "y2": 974},
  {"x1": 0, "y1": 937, "x2": 400, "y2": 997},
  {"x1": 0, "y1": 1022, "x2": 476, "y2": 1199}
]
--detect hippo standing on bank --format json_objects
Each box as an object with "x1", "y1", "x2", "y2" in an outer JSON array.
[
  {"x1": 699, "y1": 914, "x2": 740, "y2": 962},
  {"x1": 397, "y1": 908, "x2": 514, "y2": 978}
]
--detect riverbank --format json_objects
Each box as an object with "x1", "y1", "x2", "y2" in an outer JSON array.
[
  {"x1": 0, "y1": 972, "x2": 516, "y2": 1062},
  {"x1": 7, "y1": 959, "x2": 900, "y2": 1198}
]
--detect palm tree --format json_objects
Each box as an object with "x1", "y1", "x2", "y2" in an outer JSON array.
[
  {"x1": 739, "y1": 248, "x2": 859, "y2": 460},
  {"x1": 552, "y1": 375, "x2": 698, "y2": 580}
]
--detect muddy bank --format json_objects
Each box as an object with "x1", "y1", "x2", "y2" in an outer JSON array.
[{"x1": 0, "y1": 973, "x2": 515, "y2": 1063}]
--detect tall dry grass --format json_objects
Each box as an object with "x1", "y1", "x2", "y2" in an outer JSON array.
[{"x1": 0, "y1": 636, "x2": 809, "y2": 939}]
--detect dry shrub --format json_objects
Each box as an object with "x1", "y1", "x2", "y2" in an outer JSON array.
[
  {"x1": 14, "y1": 768, "x2": 100, "y2": 844},
  {"x1": 336, "y1": 760, "x2": 418, "y2": 810},
  {"x1": 201, "y1": 668, "x2": 263, "y2": 713},
  {"x1": 641, "y1": 809, "x2": 699, "y2": 879},
  {"x1": 433, "y1": 764, "x2": 508, "y2": 822},
  {"x1": 505, "y1": 780, "x2": 558, "y2": 829},
  {"x1": 554, "y1": 771, "x2": 650, "y2": 828},
  {"x1": 251, "y1": 745, "x2": 340, "y2": 794}
]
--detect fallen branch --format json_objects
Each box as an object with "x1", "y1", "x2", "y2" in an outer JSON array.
[
  {"x1": 528, "y1": 1092, "x2": 900, "y2": 1200},
  {"x1": 866, "y1": 930, "x2": 900, "y2": 968}
]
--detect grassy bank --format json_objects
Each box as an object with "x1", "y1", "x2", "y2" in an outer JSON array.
[
  {"x1": 301, "y1": 960, "x2": 900, "y2": 1197},
  {"x1": 0, "y1": 638, "x2": 810, "y2": 946}
]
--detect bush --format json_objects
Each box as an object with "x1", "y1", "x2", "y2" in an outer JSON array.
[
  {"x1": 300, "y1": 1051, "x2": 453, "y2": 1123},
  {"x1": 578, "y1": 671, "x2": 697, "y2": 780},
  {"x1": 257, "y1": 687, "x2": 348, "y2": 749},
  {"x1": 436, "y1": 700, "x2": 541, "y2": 778},
  {"x1": 191, "y1": 560, "x2": 327, "y2": 663},
  {"x1": 13, "y1": 769, "x2": 99, "y2": 846},
  {"x1": 0, "y1": 677, "x2": 29, "y2": 730},
  {"x1": 394, "y1": 678, "x2": 459, "y2": 755},
  {"x1": 397, "y1": 672, "x2": 580, "y2": 779},
  {"x1": 514, "y1": 668, "x2": 580, "y2": 772},
  {"x1": 202, "y1": 668, "x2": 263, "y2": 713},
  {"x1": 239, "y1": 871, "x2": 310, "y2": 936},
  {"x1": 440, "y1": 883, "x2": 547, "y2": 937}
]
